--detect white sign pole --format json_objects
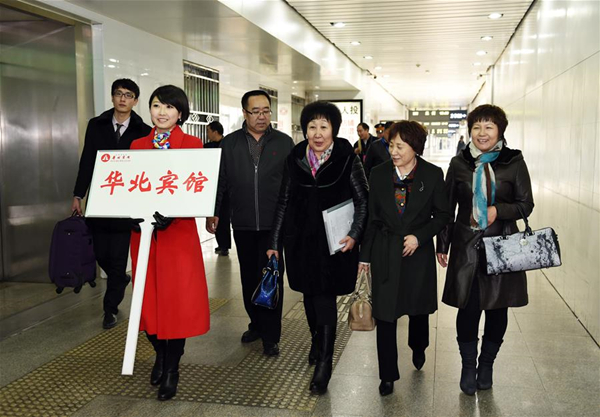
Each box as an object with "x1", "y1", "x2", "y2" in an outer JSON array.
[{"x1": 121, "y1": 219, "x2": 154, "y2": 375}]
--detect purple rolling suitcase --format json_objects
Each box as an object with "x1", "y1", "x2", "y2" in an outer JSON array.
[{"x1": 49, "y1": 214, "x2": 97, "y2": 294}]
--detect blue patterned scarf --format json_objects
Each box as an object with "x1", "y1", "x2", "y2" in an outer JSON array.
[{"x1": 470, "y1": 140, "x2": 502, "y2": 230}]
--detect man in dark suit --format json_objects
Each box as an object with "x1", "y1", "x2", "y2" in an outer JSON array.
[
  {"x1": 204, "y1": 121, "x2": 231, "y2": 256},
  {"x1": 364, "y1": 121, "x2": 393, "y2": 178},
  {"x1": 72, "y1": 78, "x2": 151, "y2": 329}
]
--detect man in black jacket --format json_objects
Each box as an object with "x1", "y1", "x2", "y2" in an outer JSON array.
[
  {"x1": 204, "y1": 121, "x2": 231, "y2": 256},
  {"x1": 207, "y1": 90, "x2": 294, "y2": 356},
  {"x1": 364, "y1": 121, "x2": 393, "y2": 178},
  {"x1": 353, "y1": 122, "x2": 375, "y2": 163},
  {"x1": 72, "y1": 79, "x2": 151, "y2": 329}
]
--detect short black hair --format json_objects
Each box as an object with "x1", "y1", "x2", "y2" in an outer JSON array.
[
  {"x1": 388, "y1": 121, "x2": 428, "y2": 155},
  {"x1": 374, "y1": 123, "x2": 384, "y2": 129},
  {"x1": 467, "y1": 104, "x2": 508, "y2": 140},
  {"x1": 111, "y1": 79, "x2": 140, "y2": 99},
  {"x1": 358, "y1": 122, "x2": 369, "y2": 130},
  {"x1": 241, "y1": 90, "x2": 271, "y2": 110},
  {"x1": 300, "y1": 101, "x2": 342, "y2": 138},
  {"x1": 384, "y1": 121, "x2": 394, "y2": 130},
  {"x1": 149, "y1": 85, "x2": 190, "y2": 125},
  {"x1": 208, "y1": 120, "x2": 224, "y2": 135}
]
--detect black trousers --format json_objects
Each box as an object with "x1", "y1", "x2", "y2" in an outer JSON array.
[
  {"x1": 233, "y1": 230, "x2": 284, "y2": 344},
  {"x1": 376, "y1": 315, "x2": 429, "y2": 382},
  {"x1": 215, "y1": 196, "x2": 231, "y2": 250},
  {"x1": 303, "y1": 293, "x2": 338, "y2": 334},
  {"x1": 91, "y1": 224, "x2": 131, "y2": 315},
  {"x1": 456, "y1": 277, "x2": 508, "y2": 343}
]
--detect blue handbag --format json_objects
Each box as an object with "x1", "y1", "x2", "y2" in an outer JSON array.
[{"x1": 251, "y1": 255, "x2": 280, "y2": 309}]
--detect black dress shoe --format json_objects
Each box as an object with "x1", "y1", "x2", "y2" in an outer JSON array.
[
  {"x1": 379, "y1": 381, "x2": 394, "y2": 396},
  {"x1": 102, "y1": 313, "x2": 117, "y2": 329},
  {"x1": 214, "y1": 247, "x2": 221, "y2": 254},
  {"x1": 219, "y1": 249, "x2": 229, "y2": 256},
  {"x1": 263, "y1": 342, "x2": 280, "y2": 356},
  {"x1": 412, "y1": 350, "x2": 426, "y2": 370},
  {"x1": 241, "y1": 329, "x2": 260, "y2": 343}
]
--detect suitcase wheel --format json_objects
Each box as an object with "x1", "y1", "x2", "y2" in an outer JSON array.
[
  {"x1": 74, "y1": 285, "x2": 82, "y2": 294},
  {"x1": 56, "y1": 287, "x2": 64, "y2": 294},
  {"x1": 89, "y1": 281, "x2": 97, "y2": 288}
]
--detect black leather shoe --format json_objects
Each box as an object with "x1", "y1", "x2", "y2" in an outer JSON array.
[
  {"x1": 263, "y1": 342, "x2": 280, "y2": 356},
  {"x1": 241, "y1": 329, "x2": 260, "y2": 343},
  {"x1": 214, "y1": 247, "x2": 221, "y2": 253},
  {"x1": 219, "y1": 249, "x2": 229, "y2": 256},
  {"x1": 157, "y1": 371, "x2": 179, "y2": 401},
  {"x1": 102, "y1": 313, "x2": 117, "y2": 329},
  {"x1": 379, "y1": 381, "x2": 394, "y2": 396},
  {"x1": 412, "y1": 350, "x2": 426, "y2": 370}
]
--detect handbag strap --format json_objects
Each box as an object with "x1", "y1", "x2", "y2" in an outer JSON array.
[{"x1": 353, "y1": 269, "x2": 372, "y2": 297}]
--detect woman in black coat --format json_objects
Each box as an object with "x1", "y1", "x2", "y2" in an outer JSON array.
[
  {"x1": 268, "y1": 101, "x2": 368, "y2": 395},
  {"x1": 359, "y1": 121, "x2": 451, "y2": 396},
  {"x1": 436, "y1": 104, "x2": 534, "y2": 396}
]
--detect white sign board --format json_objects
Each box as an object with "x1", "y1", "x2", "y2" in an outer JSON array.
[
  {"x1": 331, "y1": 101, "x2": 363, "y2": 145},
  {"x1": 85, "y1": 149, "x2": 221, "y2": 218}
]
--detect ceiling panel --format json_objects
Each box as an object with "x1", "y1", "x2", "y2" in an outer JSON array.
[{"x1": 287, "y1": 0, "x2": 534, "y2": 108}]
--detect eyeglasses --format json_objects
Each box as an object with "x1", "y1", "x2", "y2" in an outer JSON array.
[
  {"x1": 244, "y1": 109, "x2": 272, "y2": 118},
  {"x1": 113, "y1": 91, "x2": 135, "y2": 99}
]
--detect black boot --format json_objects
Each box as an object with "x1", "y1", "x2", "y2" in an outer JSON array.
[
  {"x1": 310, "y1": 325, "x2": 335, "y2": 395},
  {"x1": 308, "y1": 330, "x2": 319, "y2": 365},
  {"x1": 158, "y1": 339, "x2": 185, "y2": 401},
  {"x1": 477, "y1": 338, "x2": 502, "y2": 390},
  {"x1": 458, "y1": 340, "x2": 478, "y2": 396},
  {"x1": 146, "y1": 334, "x2": 166, "y2": 386}
]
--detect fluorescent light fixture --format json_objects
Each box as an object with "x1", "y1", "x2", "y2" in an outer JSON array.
[
  {"x1": 331, "y1": 22, "x2": 346, "y2": 28},
  {"x1": 293, "y1": 80, "x2": 298, "y2": 84},
  {"x1": 109, "y1": 58, "x2": 119, "y2": 63},
  {"x1": 350, "y1": 41, "x2": 361, "y2": 46},
  {"x1": 374, "y1": 66, "x2": 382, "y2": 70},
  {"x1": 481, "y1": 35, "x2": 493, "y2": 41},
  {"x1": 140, "y1": 72, "x2": 149, "y2": 76},
  {"x1": 488, "y1": 13, "x2": 503, "y2": 19},
  {"x1": 314, "y1": 86, "x2": 320, "y2": 89},
  {"x1": 364, "y1": 55, "x2": 373, "y2": 60},
  {"x1": 476, "y1": 50, "x2": 488, "y2": 56},
  {"x1": 107, "y1": 64, "x2": 116, "y2": 68}
]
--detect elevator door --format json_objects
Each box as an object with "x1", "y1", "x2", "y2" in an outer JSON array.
[{"x1": 0, "y1": 7, "x2": 79, "y2": 282}]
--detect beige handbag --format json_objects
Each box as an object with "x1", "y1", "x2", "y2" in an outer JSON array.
[{"x1": 348, "y1": 269, "x2": 376, "y2": 331}]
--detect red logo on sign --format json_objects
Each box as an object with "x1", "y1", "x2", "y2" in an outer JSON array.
[{"x1": 101, "y1": 154, "x2": 111, "y2": 162}]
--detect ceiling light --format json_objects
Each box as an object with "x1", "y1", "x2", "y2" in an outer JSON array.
[
  {"x1": 293, "y1": 80, "x2": 298, "y2": 84},
  {"x1": 364, "y1": 55, "x2": 373, "y2": 60},
  {"x1": 107, "y1": 64, "x2": 116, "y2": 68},
  {"x1": 374, "y1": 66, "x2": 382, "y2": 70},
  {"x1": 140, "y1": 72, "x2": 149, "y2": 76},
  {"x1": 488, "y1": 13, "x2": 503, "y2": 19},
  {"x1": 314, "y1": 86, "x2": 320, "y2": 89},
  {"x1": 481, "y1": 35, "x2": 493, "y2": 41},
  {"x1": 350, "y1": 41, "x2": 361, "y2": 46},
  {"x1": 331, "y1": 22, "x2": 346, "y2": 28},
  {"x1": 476, "y1": 50, "x2": 488, "y2": 56},
  {"x1": 383, "y1": 75, "x2": 390, "y2": 78},
  {"x1": 473, "y1": 62, "x2": 482, "y2": 66},
  {"x1": 109, "y1": 58, "x2": 119, "y2": 63}
]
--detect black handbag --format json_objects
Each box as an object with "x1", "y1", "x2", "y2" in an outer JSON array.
[
  {"x1": 251, "y1": 255, "x2": 280, "y2": 309},
  {"x1": 481, "y1": 207, "x2": 561, "y2": 275}
]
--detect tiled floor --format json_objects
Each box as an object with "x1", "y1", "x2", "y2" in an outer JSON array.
[{"x1": 0, "y1": 233, "x2": 598, "y2": 416}]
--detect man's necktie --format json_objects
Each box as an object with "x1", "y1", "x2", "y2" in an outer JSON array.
[{"x1": 115, "y1": 123, "x2": 123, "y2": 142}]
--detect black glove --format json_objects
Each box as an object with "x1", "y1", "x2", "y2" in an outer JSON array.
[
  {"x1": 130, "y1": 218, "x2": 144, "y2": 232},
  {"x1": 152, "y1": 211, "x2": 173, "y2": 230}
]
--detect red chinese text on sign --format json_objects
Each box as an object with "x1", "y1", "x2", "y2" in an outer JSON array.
[
  {"x1": 128, "y1": 171, "x2": 152, "y2": 193},
  {"x1": 183, "y1": 171, "x2": 209, "y2": 193},
  {"x1": 156, "y1": 170, "x2": 179, "y2": 195},
  {"x1": 100, "y1": 171, "x2": 125, "y2": 195}
]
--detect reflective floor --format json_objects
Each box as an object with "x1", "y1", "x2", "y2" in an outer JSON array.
[{"x1": 0, "y1": 233, "x2": 598, "y2": 416}]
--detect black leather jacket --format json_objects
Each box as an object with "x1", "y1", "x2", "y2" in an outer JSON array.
[{"x1": 269, "y1": 138, "x2": 369, "y2": 295}]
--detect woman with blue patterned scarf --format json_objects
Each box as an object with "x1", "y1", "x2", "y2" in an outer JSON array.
[{"x1": 436, "y1": 104, "x2": 534, "y2": 396}]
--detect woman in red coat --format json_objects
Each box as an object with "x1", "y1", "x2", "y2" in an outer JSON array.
[{"x1": 130, "y1": 85, "x2": 210, "y2": 401}]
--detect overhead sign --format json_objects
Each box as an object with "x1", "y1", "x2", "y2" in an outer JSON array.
[
  {"x1": 85, "y1": 149, "x2": 221, "y2": 218},
  {"x1": 331, "y1": 100, "x2": 363, "y2": 145}
]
